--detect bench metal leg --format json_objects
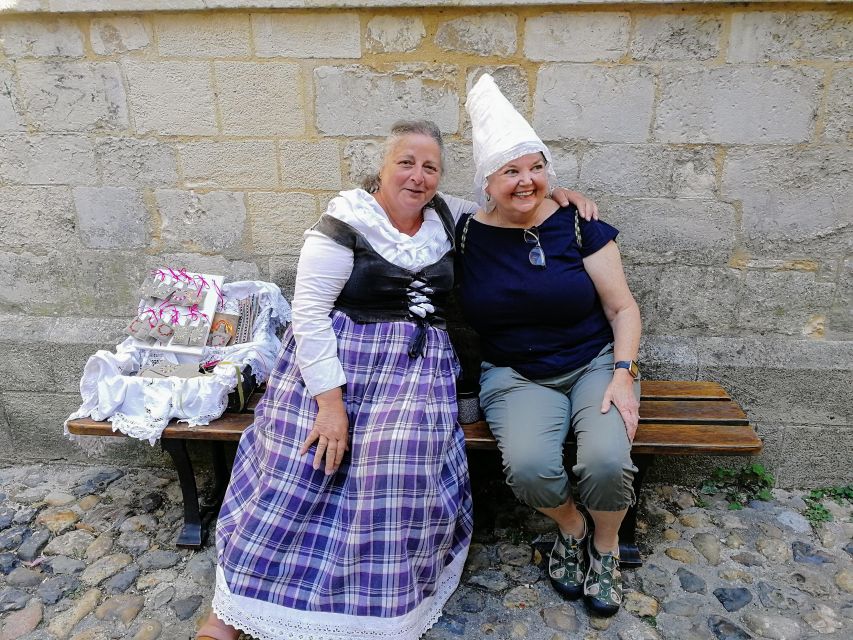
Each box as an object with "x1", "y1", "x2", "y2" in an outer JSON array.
[
  {"x1": 161, "y1": 438, "x2": 204, "y2": 549},
  {"x1": 619, "y1": 454, "x2": 654, "y2": 569}
]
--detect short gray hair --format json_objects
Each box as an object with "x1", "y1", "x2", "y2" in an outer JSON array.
[{"x1": 362, "y1": 120, "x2": 445, "y2": 193}]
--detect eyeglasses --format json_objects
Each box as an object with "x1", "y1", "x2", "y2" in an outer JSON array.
[{"x1": 523, "y1": 226, "x2": 546, "y2": 269}]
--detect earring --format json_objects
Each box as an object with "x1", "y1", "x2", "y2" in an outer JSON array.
[{"x1": 485, "y1": 193, "x2": 491, "y2": 202}]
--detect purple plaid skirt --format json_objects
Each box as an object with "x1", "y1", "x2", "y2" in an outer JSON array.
[{"x1": 213, "y1": 311, "x2": 473, "y2": 639}]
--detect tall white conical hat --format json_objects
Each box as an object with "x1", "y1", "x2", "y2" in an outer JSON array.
[{"x1": 466, "y1": 73, "x2": 556, "y2": 206}]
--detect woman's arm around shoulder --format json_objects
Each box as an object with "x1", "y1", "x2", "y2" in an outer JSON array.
[{"x1": 583, "y1": 242, "x2": 642, "y2": 441}]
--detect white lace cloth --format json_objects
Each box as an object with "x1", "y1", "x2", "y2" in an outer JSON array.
[
  {"x1": 212, "y1": 547, "x2": 468, "y2": 640},
  {"x1": 65, "y1": 280, "x2": 291, "y2": 446}
]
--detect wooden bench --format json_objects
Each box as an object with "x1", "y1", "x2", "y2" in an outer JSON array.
[{"x1": 66, "y1": 380, "x2": 761, "y2": 567}]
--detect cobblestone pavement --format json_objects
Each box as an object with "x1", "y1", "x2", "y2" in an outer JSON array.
[{"x1": 0, "y1": 461, "x2": 850, "y2": 639}]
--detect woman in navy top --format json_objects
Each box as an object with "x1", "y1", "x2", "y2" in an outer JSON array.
[{"x1": 459, "y1": 74, "x2": 642, "y2": 617}]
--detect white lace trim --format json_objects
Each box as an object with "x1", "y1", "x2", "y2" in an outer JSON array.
[
  {"x1": 212, "y1": 547, "x2": 468, "y2": 640},
  {"x1": 321, "y1": 189, "x2": 451, "y2": 271}
]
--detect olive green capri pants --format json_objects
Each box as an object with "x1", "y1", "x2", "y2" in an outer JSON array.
[{"x1": 478, "y1": 344, "x2": 639, "y2": 512}]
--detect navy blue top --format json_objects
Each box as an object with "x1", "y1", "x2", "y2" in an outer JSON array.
[{"x1": 456, "y1": 205, "x2": 618, "y2": 379}]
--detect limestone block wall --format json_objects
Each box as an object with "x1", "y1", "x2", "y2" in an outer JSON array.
[{"x1": 0, "y1": 2, "x2": 850, "y2": 487}]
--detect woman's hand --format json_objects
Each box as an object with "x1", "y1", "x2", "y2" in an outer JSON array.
[
  {"x1": 601, "y1": 370, "x2": 640, "y2": 442},
  {"x1": 549, "y1": 187, "x2": 599, "y2": 221},
  {"x1": 300, "y1": 388, "x2": 349, "y2": 475}
]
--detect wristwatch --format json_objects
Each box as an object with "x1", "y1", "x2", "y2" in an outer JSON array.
[{"x1": 614, "y1": 360, "x2": 640, "y2": 379}]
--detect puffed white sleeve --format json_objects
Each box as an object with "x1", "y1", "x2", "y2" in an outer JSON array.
[
  {"x1": 291, "y1": 229, "x2": 353, "y2": 397},
  {"x1": 438, "y1": 192, "x2": 479, "y2": 223}
]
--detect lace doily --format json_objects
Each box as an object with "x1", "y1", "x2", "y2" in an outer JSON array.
[{"x1": 65, "y1": 280, "x2": 291, "y2": 448}]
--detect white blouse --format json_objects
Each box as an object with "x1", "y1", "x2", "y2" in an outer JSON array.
[{"x1": 292, "y1": 189, "x2": 476, "y2": 397}]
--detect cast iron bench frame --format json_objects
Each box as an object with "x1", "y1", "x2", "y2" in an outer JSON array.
[{"x1": 66, "y1": 380, "x2": 761, "y2": 568}]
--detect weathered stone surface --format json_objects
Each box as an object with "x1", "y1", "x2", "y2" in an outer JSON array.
[
  {"x1": 0, "y1": 597, "x2": 42, "y2": 639},
  {"x1": 131, "y1": 619, "x2": 163, "y2": 640},
  {"x1": 179, "y1": 140, "x2": 278, "y2": 189},
  {"x1": 580, "y1": 145, "x2": 716, "y2": 199},
  {"x1": 631, "y1": 14, "x2": 722, "y2": 61},
  {"x1": 624, "y1": 591, "x2": 659, "y2": 617},
  {"x1": 138, "y1": 550, "x2": 179, "y2": 571},
  {"x1": 534, "y1": 64, "x2": 655, "y2": 142},
  {"x1": 123, "y1": 61, "x2": 216, "y2": 135},
  {"x1": 171, "y1": 594, "x2": 202, "y2": 620},
  {"x1": 542, "y1": 605, "x2": 579, "y2": 631},
  {"x1": 467, "y1": 568, "x2": 509, "y2": 592},
  {"x1": 81, "y1": 553, "x2": 132, "y2": 586},
  {"x1": 155, "y1": 189, "x2": 247, "y2": 253},
  {"x1": 729, "y1": 11, "x2": 852, "y2": 62},
  {"x1": 154, "y1": 13, "x2": 250, "y2": 57},
  {"x1": 0, "y1": 186, "x2": 77, "y2": 251},
  {"x1": 502, "y1": 585, "x2": 538, "y2": 609},
  {"x1": 45, "y1": 555, "x2": 85, "y2": 575},
  {"x1": 691, "y1": 533, "x2": 721, "y2": 565},
  {"x1": 0, "y1": 17, "x2": 84, "y2": 58},
  {"x1": 248, "y1": 191, "x2": 317, "y2": 256},
  {"x1": 215, "y1": 61, "x2": 304, "y2": 136},
  {"x1": 697, "y1": 338, "x2": 853, "y2": 432},
  {"x1": 280, "y1": 140, "x2": 342, "y2": 191},
  {"x1": 0, "y1": 134, "x2": 97, "y2": 186},
  {"x1": 86, "y1": 532, "x2": 113, "y2": 562},
  {"x1": 36, "y1": 508, "x2": 79, "y2": 534},
  {"x1": 315, "y1": 66, "x2": 459, "y2": 136},
  {"x1": 525, "y1": 12, "x2": 628, "y2": 62},
  {"x1": 656, "y1": 66, "x2": 822, "y2": 144},
  {"x1": 366, "y1": 16, "x2": 425, "y2": 53},
  {"x1": 253, "y1": 12, "x2": 360, "y2": 58},
  {"x1": 721, "y1": 146, "x2": 852, "y2": 257},
  {"x1": 708, "y1": 615, "x2": 751, "y2": 640},
  {"x1": 90, "y1": 16, "x2": 150, "y2": 54},
  {"x1": 436, "y1": 13, "x2": 517, "y2": 57},
  {"x1": 802, "y1": 603, "x2": 843, "y2": 633},
  {"x1": 47, "y1": 587, "x2": 101, "y2": 638},
  {"x1": 829, "y1": 258, "x2": 853, "y2": 336},
  {"x1": 95, "y1": 137, "x2": 178, "y2": 188},
  {"x1": 95, "y1": 594, "x2": 144, "y2": 624},
  {"x1": 16, "y1": 61, "x2": 128, "y2": 132},
  {"x1": 736, "y1": 271, "x2": 835, "y2": 336},
  {"x1": 6, "y1": 566, "x2": 43, "y2": 587},
  {"x1": 744, "y1": 614, "x2": 801, "y2": 640},
  {"x1": 755, "y1": 537, "x2": 791, "y2": 563},
  {"x1": 824, "y1": 68, "x2": 852, "y2": 143},
  {"x1": 0, "y1": 67, "x2": 24, "y2": 132},
  {"x1": 598, "y1": 198, "x2": 736, "y2": 266},
  {"x1": 17, "y1": 528, "x2": 50, "y2": 561},
  {"x1": 38, "y1": 574, "x2": 79, "y2": 604},
  {"x1": 73, "y1": 186, "x2": 149, "y2": 249},
  {"x1": 665, "y1": 548, "x2": 696, "y2": 563}
]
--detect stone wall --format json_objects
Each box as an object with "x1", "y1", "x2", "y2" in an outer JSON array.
[{"x1": 0, "y1": 3, "x2": 850, "y2": 487}]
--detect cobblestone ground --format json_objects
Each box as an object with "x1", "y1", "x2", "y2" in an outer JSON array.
[{"x1": 0, "y1": 461, "x2": 850, "y2": 640}]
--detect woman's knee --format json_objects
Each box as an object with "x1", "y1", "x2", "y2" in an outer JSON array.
[
  {"x1": 573, "y1": 452, "x2": 636, "y2": 510},
  {"x1": 503, "y1": 453, "x2": 568, "y2": 509}
]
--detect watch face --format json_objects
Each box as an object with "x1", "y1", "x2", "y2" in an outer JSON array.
[{"x1": 629, "y1": 361, "x2": 639, "y2": 378}]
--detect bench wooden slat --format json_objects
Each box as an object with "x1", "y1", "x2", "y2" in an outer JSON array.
[
  {"x1": 640, "y1": 380, "x2": 729, "y2": 401},
  {"x1": 461, "y1": 421, "x2": 762, "y2": 454},
  {"x1": 629, "y1": 423, "x2": 763, "y2": 455},
  {"x1": 639, "y1": 400, "x2": 748, "y2": 424}
]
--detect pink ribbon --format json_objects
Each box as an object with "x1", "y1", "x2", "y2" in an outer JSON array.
[
  {"x1": 187, "y1": 304, "x2": 209, "y2": 323},
  {"x1": 212, "y1": 281, "x2": 224, "y2": 307}
]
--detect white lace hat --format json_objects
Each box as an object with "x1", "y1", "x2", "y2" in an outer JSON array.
[{"x1": 466, "y1": 73, "x2": 556, "y2": 206}]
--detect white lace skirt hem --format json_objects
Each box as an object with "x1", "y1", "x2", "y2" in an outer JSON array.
[{"x1": 212, "y1": 547, "x2": 468, "y2": 640}]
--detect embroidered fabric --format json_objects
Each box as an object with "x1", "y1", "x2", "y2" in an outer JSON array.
[
  {"x1": 212, "y1": 548, "x2": 468, "y2": 640},
  {"x1": 65, "y1": 280, "x2": 291, "y2": 447}
]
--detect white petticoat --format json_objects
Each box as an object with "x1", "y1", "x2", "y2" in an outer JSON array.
[
  {"x1": 212, "y1": 548, "x2": 468, "y2": 640},
  {"x1": 65, "y1": 280, "x2": 291, "y2": 446}
]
